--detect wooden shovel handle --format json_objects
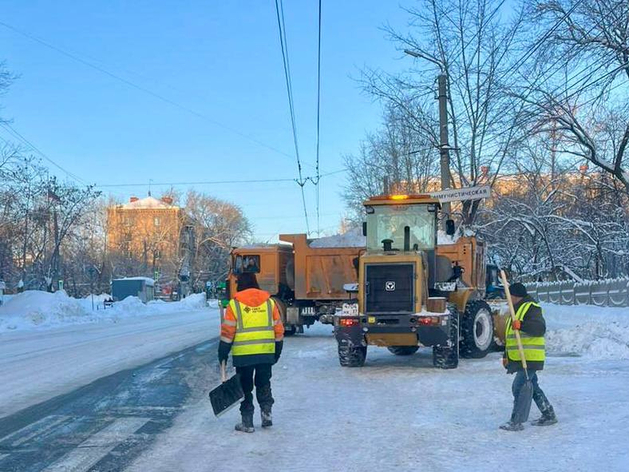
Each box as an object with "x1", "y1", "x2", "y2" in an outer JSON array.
[
  {"x1": 500, "y1": 270, "x2": 529, "y2": 373},
  {"x1": 220, "y1": 361, "x2": 227, "y2": 383}
]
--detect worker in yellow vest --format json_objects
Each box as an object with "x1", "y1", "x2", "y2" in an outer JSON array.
[
  {"x1": 219, "y1": 273, "x2": 284, "y2": 433},
  {"x1": 500, "y1": 283, "x2": 557, "y2": 431}
]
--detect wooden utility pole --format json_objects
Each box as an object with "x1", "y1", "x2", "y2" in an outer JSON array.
[{"x1": 437, "y1": 74, "x2": 451, "y2": 226}]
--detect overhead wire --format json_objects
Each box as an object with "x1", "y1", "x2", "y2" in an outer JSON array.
[
  {"x1": 0, "y1": 122, "x2": 88, "y2": 185},
  {"x1": 315, "y1": 0, "x2": 322, "y2": 236},
  {"x1": 94, "y1": 168, "x2": 346, "y2": 189},
  {"x1": 274, "y1": 0, "x2": 311, "y2": 235},
  {"x1": 0, "y1": 20, "x2": 305, "y2": 166}
]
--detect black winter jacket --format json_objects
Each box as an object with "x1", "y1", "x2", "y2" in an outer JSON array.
[{"x1": 504, "y1": 295, "x2": 546, "y2": 373}]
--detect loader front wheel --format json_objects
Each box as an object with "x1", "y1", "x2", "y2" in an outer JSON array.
[
  {"x1": 387, "y1": 346, "x2": 419, "y2": 356},
  {"x1": 460, "y1": 300, "x2": 495, "y2": 358},
  {"x1": 338, "y1": 344, "x2": 366, "y2": 367}
]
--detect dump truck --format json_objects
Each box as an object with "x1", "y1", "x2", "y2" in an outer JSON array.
[
  {"x1": 333, "y1": 193, "x2": 504, "y2": 368},
  {"x1": 226, "y1": 234, "x2": 363, "y2": 334}
]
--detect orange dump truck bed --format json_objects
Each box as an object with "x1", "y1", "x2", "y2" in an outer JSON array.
[{"x1": 280, "y1": 234, "x2": 363, "y2": 301}]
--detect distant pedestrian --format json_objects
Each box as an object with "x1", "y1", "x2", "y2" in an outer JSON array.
[
  {"x1": 218, "y1": 273, "x2": 284, "y2": 433},
  {"x1": 500, "y1": 283, "x2": 557, "y2": 431}
]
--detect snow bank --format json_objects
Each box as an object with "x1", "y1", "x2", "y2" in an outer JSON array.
[
  {"x1": 544, "y1": 304, "x2": 629, "y2": 360},
  {"x1": 310, "y1": 227, "x2": 365, "y2": 248},
  {"x1": 0, "y1": 290, "x2": 210, "y2": 332}
]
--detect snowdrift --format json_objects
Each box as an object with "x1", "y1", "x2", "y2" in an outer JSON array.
[
  {"x1": 544, "y1": 304, "x2": 629, "y2": 360},
  {"x1": 0, "y1": 291, "x2": 209, "y2": 332}
]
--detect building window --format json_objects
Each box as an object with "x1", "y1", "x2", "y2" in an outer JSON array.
[{"x1": 154, "y1": 217, "x2": 161, "y2": 227}]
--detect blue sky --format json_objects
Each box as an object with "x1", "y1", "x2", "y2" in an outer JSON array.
[{"x1": 0, "y1": 0, "x2": 413, "y2": 240}]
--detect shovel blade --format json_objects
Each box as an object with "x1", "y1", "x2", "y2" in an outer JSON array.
[
  {"x1": 513, "y1": 379, "x2": 534, "y2": 424},
  {"x1": 209, "y1": 373, "x2": 244, "y2": 417}
]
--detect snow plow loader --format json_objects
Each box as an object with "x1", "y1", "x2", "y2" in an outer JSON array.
[{"x1": 334, "y1": 193, "x2": 504, "y2": 368}]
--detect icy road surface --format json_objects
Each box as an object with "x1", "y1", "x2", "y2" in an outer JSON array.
[
  {"x1": 0, "y1": 307, "x2": 219, "y2": 418},
  {"x1": 128, "y1": 304, "x2": 629, "y2": 472}
]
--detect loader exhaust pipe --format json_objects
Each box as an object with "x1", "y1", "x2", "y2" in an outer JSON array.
[{"x1": 404, "y1": 226, "x2": 410, "y2": 252}]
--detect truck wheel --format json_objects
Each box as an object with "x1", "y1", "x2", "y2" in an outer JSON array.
[
  {"x1": 433, "y1": 306, "x2": 459, "y2": 369},
  {"x1": 338, "y1": 344, "x2": 366, "y2": 367},
  {"x1": 284, "y1": 325, "x2": 297, "y2": 336},
  {"x1": 460, "y1": 300, "x2": 495, "y2": 359},
  {"x1": 387, "y1": 346, "x2": 419, "y2": 356}
]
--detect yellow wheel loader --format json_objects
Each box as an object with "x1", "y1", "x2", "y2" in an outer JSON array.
[{"x1": 334, "y1": 193, "x2": 504, "y2": 368}]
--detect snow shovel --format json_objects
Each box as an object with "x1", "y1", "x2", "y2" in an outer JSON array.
[
  {"x1": 209, "y1": 362, "x2": 244, "y2": 417},
  {"x1": 500, "y1": 270, "x2": 534, "y2": 424}
]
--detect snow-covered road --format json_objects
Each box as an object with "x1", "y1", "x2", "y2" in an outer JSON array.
[
  {"x1": 1, "y1": 303, "x2": 628, "y2": 471},
  {"x1": 0, "y1": 307, "x2": 219, "y2": 417},
  {"x1": 128, "y1": 305, "x2": 629, "y2": 472}
]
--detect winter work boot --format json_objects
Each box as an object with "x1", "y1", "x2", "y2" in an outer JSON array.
[
  {"x1": 235, "y1": 413, "x2": 255, "y2": 433},
  {"x1": 531, "y1": 408, "x2": 558, "y2": 427},
  {"x1": 499, "y1": 421, "x2": 524, "y2": 432},
  {"x1": 261, "y1": 409, "x2": 273, "y2": 428}
]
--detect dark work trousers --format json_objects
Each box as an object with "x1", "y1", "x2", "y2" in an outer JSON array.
[
  {"x1": 236, "y1": 364, "x2": 274, "y2": 415},
  {"x1": 511, "y1": 371, "x2": 552, "y2": 422}
]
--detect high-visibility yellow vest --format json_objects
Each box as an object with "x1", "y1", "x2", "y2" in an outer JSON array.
[
  {"x1": 230, "y1": 299, "x2": 276, "y2": 357},
  {"x1": 505, "y1": 301, "x2": 545, "y2": 363}
]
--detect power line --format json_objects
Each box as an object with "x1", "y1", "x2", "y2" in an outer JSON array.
[
  {"x1": 315, "y1": 0, "x2": 323, "y2": 236},
  {"x1": 0, "y1": 122, "x2": 88, "y2": 185},
  {"x1": 0, "y1": 20, "x2": 306, "y2": 166},
  {"x1": 274, "y1": 0, "x2": 311, "y2": 234},
  {"x1": 94, "y1": 168, "x2": 346, "y2": 189},
  {"x1": 96, "y1": 177, "x2": 296, "y2": 188}
]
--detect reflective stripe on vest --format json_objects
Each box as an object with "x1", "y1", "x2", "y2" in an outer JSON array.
[
  {"x1": 505, "y1": 301, "x2": 545, "y2": 363},
  {"x1": 230, "y1": 299, "x2": 276, "y2": 357}
]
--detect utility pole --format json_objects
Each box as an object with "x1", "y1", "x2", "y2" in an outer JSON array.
[
  {"x1": 403, "y1": 50, "x2": 452, "y2": 228},
  {"x1": 437, "y1": 74, "x2": 451, "y2": 227}
]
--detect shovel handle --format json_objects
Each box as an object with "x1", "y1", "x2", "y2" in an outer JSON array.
[
  {"x1": 500, "y1": 270, "x2": 529, "y2": 377},
  {"x1": 220, "y1": 361, "x2": 227, "y2": 383}
]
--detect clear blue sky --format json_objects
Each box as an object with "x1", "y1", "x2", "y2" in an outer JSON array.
[{"x1": 0, "y1": 0, "x2": 412, "y2": 240}]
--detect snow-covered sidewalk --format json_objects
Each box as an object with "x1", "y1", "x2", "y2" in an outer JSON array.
[
  {"x1": 0, "y1": 305, "x2": 220, "y2": 417},
  {"x1": 128, "y1": 305, "x2": 629, "y2": 472}
]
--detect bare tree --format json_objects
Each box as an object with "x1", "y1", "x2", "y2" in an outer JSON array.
[
  {"x1": 343, "y1": 104, "x2": 438, "y2": 218},
  {"x1": 186, "y1": 191, "x2": 251, "y2": 289},
  {"x1": 521, "y1": 0, "x2": 629, "y2": 191},
  {"x1": 360, "y1": 0, "x2": 529, "y2": 224}
]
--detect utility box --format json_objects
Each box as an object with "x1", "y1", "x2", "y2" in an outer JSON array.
[{"x1": 111, "y1": 277, "x2": 155, "y2": 303}]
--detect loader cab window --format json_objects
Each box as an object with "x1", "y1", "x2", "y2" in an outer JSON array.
[
  {"x1": 233, "y1": 255, "x2": 261, "y2": 274},
  {"x1": 365, "y1": 204, "x2": 436, "y2": 251}
]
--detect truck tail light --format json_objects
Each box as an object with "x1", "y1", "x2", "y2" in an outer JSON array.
[
  {"x1": 339, "y1": 318, "x2": 359, "y2": 327},
  {"x1": 418, "y1": 316, "x2": 441, "y2": 326}
]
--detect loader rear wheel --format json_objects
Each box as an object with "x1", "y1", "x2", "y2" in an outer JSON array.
[
  {"x1": 387, "y1": 346, "x2": 419, "y2": 356},
  {"x1": 338, "y1": 344, "x2": 366, "y2": 367},
  {"x1": 460, "y1": 300, "x2": 495, "y2": 359},
  {"x1": 433, "y1": 306, "x2": 459, "y2": 369}
]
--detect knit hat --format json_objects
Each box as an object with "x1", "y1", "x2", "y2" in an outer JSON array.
[
  {"x1": 236, "y1": 272, "x2": 260, "y2": 291},
  {"x1": 509, "y1": 282, "x2": 527, "y2": 298}
]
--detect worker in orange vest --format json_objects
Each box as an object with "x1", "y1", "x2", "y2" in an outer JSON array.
[{"x1": 219, "y1": 273, "x2": 284, "y2": 433}]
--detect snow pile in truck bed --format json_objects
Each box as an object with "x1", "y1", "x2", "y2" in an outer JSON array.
[
  {"x1": 0, "y1": 291, "x2": 209, "y2": 332},
  {"x1": 544, "y1": 304, "x2": 629, "y2": 360},
  {"x1": 310, "y1": 227, "x2": 366, "y2": 248}
]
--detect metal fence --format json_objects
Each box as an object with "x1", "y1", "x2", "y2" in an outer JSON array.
[{"x1": 524, "y1": 278, "x2": 629, "y2": 307}]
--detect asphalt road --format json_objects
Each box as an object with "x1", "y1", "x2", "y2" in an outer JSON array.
[{"x1": 0, "y1": 338, "x2": 219, "y2": 472}]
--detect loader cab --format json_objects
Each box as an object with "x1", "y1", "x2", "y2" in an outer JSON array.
[{"x1": 364, "y1": 195, "x2": 438, "y2": 253}]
